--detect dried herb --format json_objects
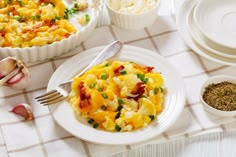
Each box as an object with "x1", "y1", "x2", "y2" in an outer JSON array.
[{"x1": 203, "y1": 81, "x2": 236, "y2": 111}]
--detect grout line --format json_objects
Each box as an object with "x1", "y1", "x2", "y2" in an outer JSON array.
[
  {"x1": 124, "y1": 37, "x2": 153, "y2": 44},
  {"x1": 184, "y1": 133, "x2": 189, "y2": 138},
  {"x1": 183, "y1": 71, "x2": 207, "y2": 79},
  {"x1": 163, "y1": 49, "x2": 192, "y2": 57},
  {"x1": 7, "y1": 136, "x2": 74, "y2": 154},
  {"x1": 171, "y1": 14, "x2": 176, "y2": 23},
  {"x1": 43, "y1": 136, "x2": 74, "y2": 145},
  {"x1": 125, "y1": 145, "x2": 131, "y2": 150},
  {"x1": 151, "y1": 30, "x2": 178, "y2": 38},
  {"x1": 186, "y1": 100, "x2": 206, "y2": 130},
  {"x1": 184, "y1": 101, "x2": 201, "y2": 108},
  {"x1": 162, "y1": 132, "x2": 170, "y2": 140},
  {"x1": 108, "y1": 25, "x2": 118, "y2": 40},
  {"x1": 182, "y1": 64, "x2": 228, "y2": 79},
  {"x1": 81, "y1": 42, "x2": 86, "y2": 50},
  {"x1": 7, "y1": 143, "x2": 41, "y2": 154},
  {"x1": 192, "y1": 52, "x2": 209, "y2": 76},
  {"x1": 0, "y1": 126, "x2": 9, "y2": 157},
  {"x1": 0, "y1": 113, "x2": 50, "y2": 126},
  {"x1": 219, "y1": 124, "x2": 226, "y2": 132},
  {"x1": 27, "y1": 60, "x2": 50, "y2": 68},
  {"x1": 207, "y1": 65, "x2": 229, "y2": 73},
  {"x1": 144, "y1": 28, "x2": 161, "y2": 54},
  {"x1": 163, "y1": 49, "x2": 229, "y2": 74},
  {"x1": 50, "y1": 60, "x2": 57, "y2": 72},
  {"x1": 54, "y1": 55, "x2": 74, "y2": 61},
  {"x1": 82, "y1": 140, "x2": 92, "y2": 157},
  {"x1": 166, "y1": 124, "x2": 236, "y2": 140},
  {"x1": 124, "y1": 30, "x2": 178, "y2": 45},
  {"x1": 22, "y1": 90, "x2": 48, "y2": 157},
  {"x1": 0, "y1": 87, "x2": 47, "y2": 100}
]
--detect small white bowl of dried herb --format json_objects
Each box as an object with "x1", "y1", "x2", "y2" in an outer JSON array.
[{"x1": 200, "y1": 75, "x2": 236, "y2": 117}]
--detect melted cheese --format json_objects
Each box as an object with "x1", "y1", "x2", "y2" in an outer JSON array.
[
  {"x1": 69, "y1": 61, "x2": 165, "y2": 132},
  {"x1": 0, "y1": 0, "x2": 77, "y2": 48}
]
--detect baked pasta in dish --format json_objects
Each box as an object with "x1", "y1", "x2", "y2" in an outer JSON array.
[
  {"x1": 69, "y1": 61, "x2": 165, "y2": 132},
  {"x1": 0, "y1": 0, "x2": 91, "y2": 48}
]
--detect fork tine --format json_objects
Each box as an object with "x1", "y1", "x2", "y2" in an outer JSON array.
[
  {"x1": 38, "y1": 93, "x2": 63, "y2": 103},
  {"x1": 36, "y1": 91, "x2": 61, "y2": 101},
  {"x1": 42, "y1": 96, "x2": 66, "y2": 106},
  {"x1": 35, "y1": 90, "x2": 58, "y2": 99}
]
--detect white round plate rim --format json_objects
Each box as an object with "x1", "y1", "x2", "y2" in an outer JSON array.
[
  {"x1": 47, "y1": 45, "x2": 186, "y2": 145},
  {"x1": 200, "y1": 75, "x2": 236, "y2": 117},
  {"x1": 193, "y1": 0, "x2": 236, "y2": 49},
  {"x1": 186, "y1": 5, "x2": 236, "y2": 59},
  {"x1": 176, "y1": 0, "x2": 236, "y2": 66}
]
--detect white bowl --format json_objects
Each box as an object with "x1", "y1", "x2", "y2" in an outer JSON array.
[
  {"x1": 200, "y1": 75, "x2": 236, "y2": 117},
  {"x1": 105, "y1": 0, "x2": 159, "y2": 30},
  {"x1": 0, "y1": 0, "x2": 103, "y2": 63},
  {"x1": 187, "y1": 5, "x2": 236, "y2": 59},
  {"x1": 194, "y1": 0, "x2": 236, "y2": 49}
]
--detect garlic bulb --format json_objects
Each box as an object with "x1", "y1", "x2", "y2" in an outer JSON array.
[
  {"x1": 10, "y1": 103, "x2": 33, "y2": 120},
  {"x1": 0, "y1": 57, "x2": 30, "y2": 89}
]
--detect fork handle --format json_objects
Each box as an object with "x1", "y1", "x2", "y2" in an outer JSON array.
[{"x1": 75, "y1": 40, "x2": 123, "y2": 78}]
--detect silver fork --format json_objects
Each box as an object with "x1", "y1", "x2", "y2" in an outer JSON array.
[{"x1": 35, "y1": 40, "x2": 123, "y2": 105}]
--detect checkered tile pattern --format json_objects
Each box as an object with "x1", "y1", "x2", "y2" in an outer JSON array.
[{"x1": 0, "y1": 5, "x2": 236, "y2": 157}]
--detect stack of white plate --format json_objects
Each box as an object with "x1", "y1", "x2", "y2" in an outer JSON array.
[{"x1": 177, "y1": 0, "x2": 236, "y2": 66}]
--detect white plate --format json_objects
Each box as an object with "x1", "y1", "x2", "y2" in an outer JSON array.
[
  {"x1": 47, "y1": 45, "x2": 186, "y2": 145},
  {"x1": 187, "y1": 5, "x2": 236, "y2": 59},
  {"x1": 176, "y1": 0, "x2": 236, "y2": 66},
  {"x1": 194, "y1": 0, "x2": 236, "y2": 49}
]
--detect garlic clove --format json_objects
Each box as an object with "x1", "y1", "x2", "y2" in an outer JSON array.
[
  {"x1": 10, "y1": 103, "x2": 33, "y2": 120},
  {"x1": 0, "y1": 57, "x2": 30, "y2": 89},
  {"x1": 6, "y1": 72, "x2": 24, "y2": 84},
  {"x1": 0, "y1": 57, "x2": 17, "y2": 78},
  {"x1": 6, "y1": 71, "x2": 30, "y2": 89}
]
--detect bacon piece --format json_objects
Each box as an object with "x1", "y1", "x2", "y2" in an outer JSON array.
[
  {"x1": 133, "y1": 64, "x2": 154, "y2": 73},
  {"x1": 131, "y1": 82, "x2": 145, "y2": 96},
  {"x1": 8, "y1": 6, "x2": 18, "y2": 16},
  {"x1": 78, "y1": 82, "x2": 91, "y2": 109},
  {"x1": 0, "y1": 30, "x2": 6, "y2": 36},
  {"x1": 22, "y1": 22, "x2": 44, "y2": 33},
  {"x1": 144, "y1": 66, "x2": 154, "y2": 73},
  {"x1": 65, "y1": 33, "x2": 71, "y2": 38},
  {"x1": 114, "y1": 65, "x2": 124, "y2": 76},
  {"x1": 128, "y1": 82, "x2": 145, "y2": 100},
  {"x1": 39, "y1": 0, "x2": 52, "y2": 3},
  {"x1": 48, "y1": 25, "x2": 59, "y2": 31},
  {"x1": 43, "y1": 20, "x2": 55, "y2": 27}
]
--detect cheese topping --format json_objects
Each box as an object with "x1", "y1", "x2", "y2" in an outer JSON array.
[
  {"x1": 0, "y1": 0, "x2": 92, "y2": 48},
  {"x1": 69, "y1": 61, "x2": 165, "y2": 132}
]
